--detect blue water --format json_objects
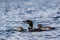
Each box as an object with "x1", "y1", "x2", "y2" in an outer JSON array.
[{"x1": 0, "y1": 0, "x2": 60, "y2": 40}]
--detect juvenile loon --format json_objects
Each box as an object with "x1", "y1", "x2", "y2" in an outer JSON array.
[
  {"x1": 38, "y1": 24, "x2": 55, "y2": 31},
  {"x1": 6, "y1": 27, "x2": 25, "y2": 32}
]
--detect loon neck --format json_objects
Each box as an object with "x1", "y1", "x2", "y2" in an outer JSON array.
[
  {"x1": 28, "y1": 22, "x2": 33, "y2": 31},
  {"x1": 29, "y1": 23, "x2": 33, "y2": 27}
]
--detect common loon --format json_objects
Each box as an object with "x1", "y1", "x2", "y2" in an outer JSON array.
[{"x1": 23, "y1": 20, "x2": 55, "y2": 32}]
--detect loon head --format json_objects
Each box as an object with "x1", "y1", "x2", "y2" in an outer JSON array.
[
  {"x1": 38, "y1": 24, "x2": 42, "y2": 28},
  {"x1": 23, "y1": 20, "x2": 33, "y2": 24},
  {"x1": 23, "y1": 20, "x2": 33, "y2": 31}
]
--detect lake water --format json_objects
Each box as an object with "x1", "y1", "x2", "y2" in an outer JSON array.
[{"x1": 0, "y1": 0, "x2": 60, "y2": 40}]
